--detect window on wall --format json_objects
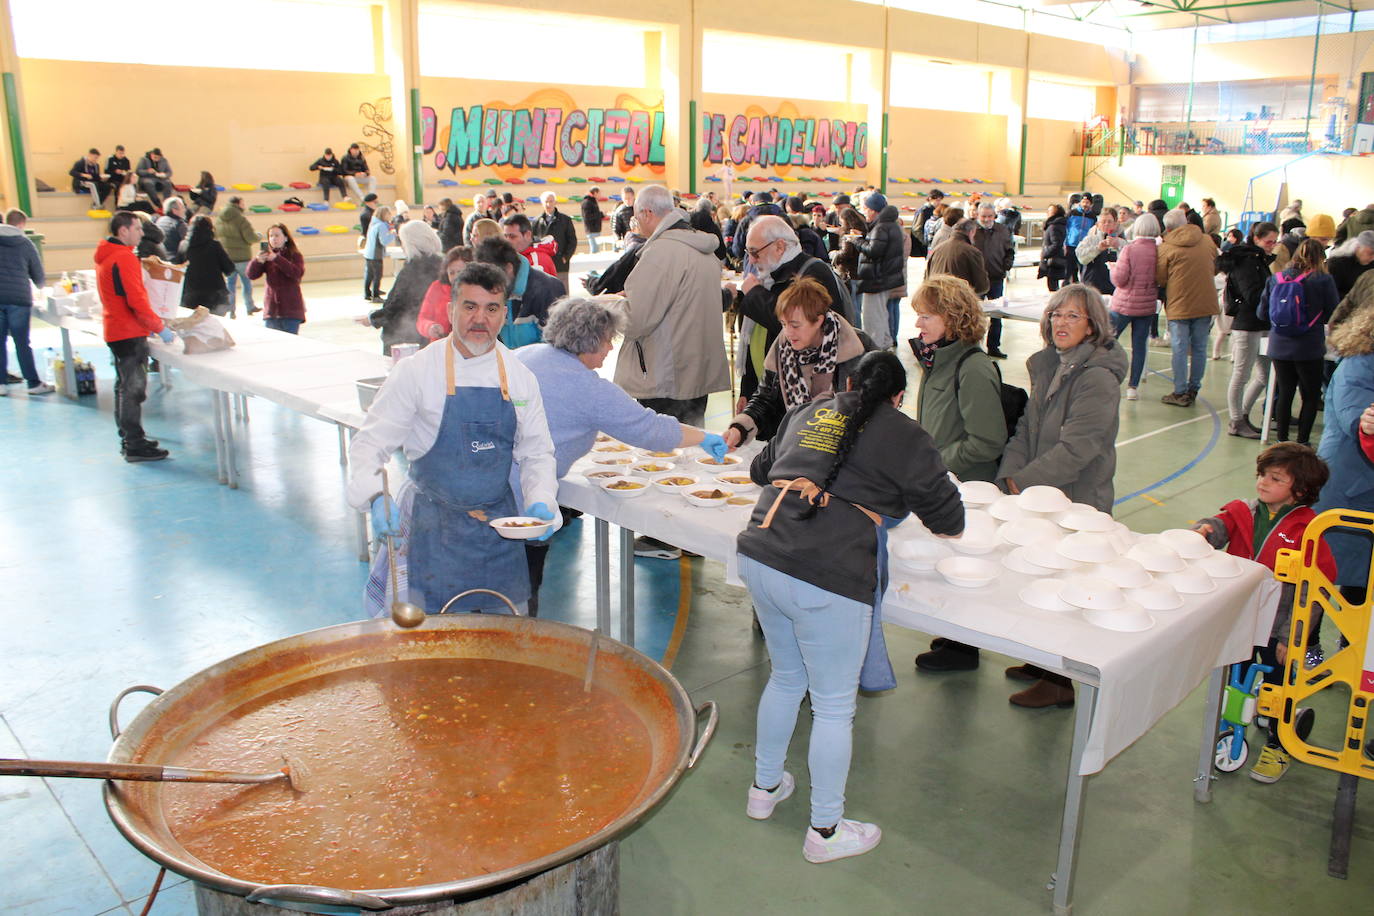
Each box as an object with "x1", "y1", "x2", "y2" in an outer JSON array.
[
  {"x1": 1027, "y1": 80, "x2": 1098, "y2": 121},
  {"x1": 419, "y1": 4, "x2": 647, "y2": 86},
  {"x1": 702, "y1": 33, "x2": 853, "y2": 103},
  {"x1": 1133, "y1": 79, "x2": 1330, "y2": 123},
  {"x1": 889, "y1": 56, "x2": 992, "y2": 114},
  {"x1": 11, "y1": 0, "x2": 373, "y2": 72}
]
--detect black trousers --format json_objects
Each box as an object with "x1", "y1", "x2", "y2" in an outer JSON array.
[
  {"x1": 108, "y1": 336, "x2": 150, "y2": 447},
  {"x1": 524, "y1": 542, "x2": 549, "y2": 617},
  {"x1": 1271, "y1": 357, "x2": 1323, "y2": 444},
  {"x1": 637, "y1": 395, "x2": 707, "y2": 427}
]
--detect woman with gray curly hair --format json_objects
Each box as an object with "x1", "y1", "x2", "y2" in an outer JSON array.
[
  {"x1": 995, "y1": 283, "x2": 1126, "y2": 708},
  {"x1": 512, "y1": 296, "x2": 729, "y2": 599}
]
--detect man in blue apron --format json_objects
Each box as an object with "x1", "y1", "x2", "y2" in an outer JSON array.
[{"x1": 348, "y1": 262, "x2": 561, "y2": 614}]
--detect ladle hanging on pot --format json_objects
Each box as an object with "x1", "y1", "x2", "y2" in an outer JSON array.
[{"x1": 381, "y1": 467, "x2": 426, "y2": 629}]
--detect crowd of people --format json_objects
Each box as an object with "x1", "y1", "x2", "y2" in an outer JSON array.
[{"x1": 12, "y1": 151, "x2": 1374, "y2": 865}]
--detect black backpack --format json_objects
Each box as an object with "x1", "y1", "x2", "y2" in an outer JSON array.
[{"x1": 954, "y1": 347, "x2": 1029, "y2": 442}]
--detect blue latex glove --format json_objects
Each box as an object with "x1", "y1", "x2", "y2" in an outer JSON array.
[
  {"x1": 370, "y1": 494, "x2": 402, "y2": 538},
  {"x1": 157, "y1": 327, "x2": 175, "y2": 344},
  {"x1": 699, "y1": 433, "x2": 728, "y2": 463},
  {"x1": 526, "y1": 502, "x2": 557, "y2": 542}
]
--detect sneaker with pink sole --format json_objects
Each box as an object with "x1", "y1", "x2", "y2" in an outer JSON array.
[
  {"x1": 746, "y1": 771, "x2": 794, "y2": 820},
  {"x1": 802, "y1": 818, "x2": 882, "y2": 863}
]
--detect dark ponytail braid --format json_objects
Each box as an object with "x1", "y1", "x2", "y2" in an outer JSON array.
[{"x1": 799, "y1": 350, "x2": 907, "y2": 520}]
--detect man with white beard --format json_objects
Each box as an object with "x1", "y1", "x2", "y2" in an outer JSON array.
[{"x1": 347, "y1": 262, "x2": 560, "y2": 615}]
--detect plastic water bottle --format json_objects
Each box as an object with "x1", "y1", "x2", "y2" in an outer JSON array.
[{"x1": 59, "y1": 272, "x2": 72, "y2": 295}]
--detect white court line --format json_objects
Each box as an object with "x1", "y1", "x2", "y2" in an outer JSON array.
[{"x1": 1116, "y1": 413, "x2": 1210, "y2": 447}]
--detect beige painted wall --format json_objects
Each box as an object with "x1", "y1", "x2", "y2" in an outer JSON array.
[
  {"x1": 21, "y1": 59, "x2": 389, "y2": 192},
  {"x1": 888, "y1": 109, "x2": 1007, "y2": 183},
  {"x1": 1025, "y1": 118, "x2": 1079, "y2": 184}
]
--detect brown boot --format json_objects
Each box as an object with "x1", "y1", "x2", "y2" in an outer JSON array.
[
  {"x1": 1009, "y1": 678, "x2": 1075, "y2": 708},
  {"x1": 1005, "y1": 663, "x2": 1043, "y2": 682}
]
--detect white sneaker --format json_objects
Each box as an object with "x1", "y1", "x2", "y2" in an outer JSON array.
[
  {"x1": 0, "y1": 384, "x2": 8, "y2": 396},
  {"x1": 802, "y1": 818, "x2": 882, "y2": 863},
  {"x1": 746, "y1": 771, "x2": 795, "y2": 820},
  {"x1": 1125, "y1": 387, "x2": 1138, "y2": 400},
  {"x1": 26, "y1": 382, "x2": 55, "y2": 395}
]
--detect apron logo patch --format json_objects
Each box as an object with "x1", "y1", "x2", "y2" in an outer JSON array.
[{"x1": 471, "y1": 440, "x2": 496, "y2": 452}]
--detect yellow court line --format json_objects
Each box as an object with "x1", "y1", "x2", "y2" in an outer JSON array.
[
  {"x1": 661, "y1": 557, "x2": 694, "y2": 670},
  {"x1": 1141, "y1": 494, "x2": 1166, "y2": 507}
]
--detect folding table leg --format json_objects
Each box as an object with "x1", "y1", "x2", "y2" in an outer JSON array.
[
  {"x1": 618, "y1": 526, "x2": 636, "y2": 647},
  {"x1": 1260, "y1": 365, "x2": 1276, "y2": 445},
  {"x1": 595, "y1": 518, "x2": 611, "y2": 635},
  {"x1": 210, "y1": 388, "x2": 228, "y2": 486},
  {"x1": 59, "y1": 327, "x2": 78, "y2": 401},
  {"x1": 1194, "y1": 667, "x2": 1225, "y2": 803},
  {"x1": 219, "y1": 392, "x2": 240, "y2": 489},
  {"x1": 1051, "y1": 682, "x2": 1097, "y2": 916}
]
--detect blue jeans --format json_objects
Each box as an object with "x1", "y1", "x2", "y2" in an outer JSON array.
[
  {"x1": 1111, "y1": 311, "x2": 1153, "y2": 387},
  {"x1": 0, "y1": 303, "x2": 39, "y2": 387},
  {"x1": 1168, "y1": 316, "x2": 1212, "y2": 394},
  {"x1": 587, "y1": 233, "x2": 603, "y2": 254},
  {"x1": 739, "y1": 554, "x2": 872, "y2": 828},
  {"x1": 225, "y1": 261, "x2": 254, "y2": 315},
  {"x1": 885, "y1": 297, "x2": 901, "y2": 348},
  {"x1": 265, "y1": 318, "x2": 302, "y2": 334}
]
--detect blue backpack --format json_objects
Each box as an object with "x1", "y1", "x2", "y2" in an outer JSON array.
[{"x1": 1267, "y1": 270, "x2": 1319, "y2": 337}]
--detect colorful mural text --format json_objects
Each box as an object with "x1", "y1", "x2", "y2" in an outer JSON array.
[{"x1": 701, "y1": 110, "x2": 868, "y2": 170}]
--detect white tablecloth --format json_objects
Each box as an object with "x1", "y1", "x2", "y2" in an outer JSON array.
[
  {"x1": 557, "y1": 449, "x2": 1280, "y2": 775},
  {"x1": 985, "y1": 294, "x2": 1050, "y2": 323}
]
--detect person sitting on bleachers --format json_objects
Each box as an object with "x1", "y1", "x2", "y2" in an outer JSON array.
[
  {"x1": 69, "y1": 149, "x2": 109, "y2": 207},
  {"x1": 135, "y1": 148, "x2": 173, "y2": 208},
  {"x1": 189, "y1": 171, "x2": 217, "y2": 214},
  {"x1": 106, "y1": 145, "x2": 132, "y2": 196},
  {"x1": 340, "y1": 143, "x2": 376, "y2": 204},
  {"x1": 309, "y1": 148, "x2": 347, "y2": 202}
]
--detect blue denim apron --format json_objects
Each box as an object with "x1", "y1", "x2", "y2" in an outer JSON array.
[{"x1": 408, "y1": 342, "x2": 529, "y2": 612}]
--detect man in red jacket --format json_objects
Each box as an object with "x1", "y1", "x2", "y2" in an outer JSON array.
[{"x1": 97, "y1": 211, "x2": 175, "y2": 462}]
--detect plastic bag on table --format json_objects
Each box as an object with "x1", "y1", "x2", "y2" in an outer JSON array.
[{"x1": 166, "y1": 305, "x2": 235, "y2": 354}]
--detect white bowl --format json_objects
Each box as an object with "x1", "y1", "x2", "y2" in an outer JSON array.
[
  {"x1": 1106, "y1": 523, "x2": 1137, "y2": 553},
  {"x1": 1083, "y1": 605, "x2": 1155, "y2": 633},
  {"x1": 958, "y1": 480, "x2": 1002, "y2": 506},
  {"x1": 1018, "y1": 485, "x2": 1072, "y2": 513},
  {"x1": 891, "y1": 539, "x2": 954, "y2": 571},
  {"x1": 726, "y1": 494, "x2": 757, "y2": 510},
  {"x1": 1004, "y1": 546, "x2": 1053, "y2": 575},
  {"x1": 591, "y1": 442, "x2": 634, "y2": 455},
  {"x1": 949, "y1": 533, "x2": 1000, "y2": 555},
  {"x1": 1057, "y1": 531, "x2": 1119, "y2": 564},
  {"x1": 582, "y1": 468, "x2": 625, "y2": 484},
  {"x1": 683, "y1": 486, "x2": 731, "y2": 508},
  {"x1": 936, "y1": 556, "x2": 999, "y2": 588},
  {"x1": 598, "y1": 475, "x2": 651, "y2": 499},
  {"x1": 998, "y1": 517, "x2": 1061, "y2": 547},
  {"x1": 1198, "y1": 551, "x2": 1244, "y2": 578},
  {"x1": 489, "y1": 516, "x2": 553, "y2": 539},
  {"x1": 1126, "y1": 541, "x2": 1187, "y2": 573},
  {"x1": 635, "y1": 447, "x2": 683, "y2": 462},
  {"x1": 1059, "y1": 575, "x2": 1126, "y2": 610},
  {"x1": 963, "y1": 508, "x2": 997, "y2": 536},
  {"x1": 1019, "y1": 579, "x2": 1076, "y2": 612},
  {"x1": 988, "y1": 495, "x2": 1030, "y2": 521},
  {"x1": 650, "y1": 472, "x2": 702, "y2": 493},
  {"x1": 1135, "y1": 581, "x2": 1184, "y2": 611},
  {"x1": 1022, "y1": 541, "x2": 1081, "y2": 571},
  {"x1": 591, "y1": 455, "x2": 636, "y2": 469},
  {"x1": 694, "y1": 453, "x2": 743, "y2": 470},
  {"x1": 1159, "y1": 528, "x2": 1214, "y2": 560},
  {"x1": 1058, "y1": 509, "x2": 1115, "y2": 533},
  {"x1": 1095, "y1": 557, "x2": 1153, "y2": 589},
  {"x1": 712, "y1": 471, "x2": 759, "y2": 493},
  {"x1": 631, "y1": 460, "x2": 676, "y2": 476},
  {"x1": 1162, "y1": 567, "x2": 1215, "y2": 595}
]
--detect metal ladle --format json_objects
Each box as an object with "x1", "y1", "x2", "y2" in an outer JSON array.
[{"x1": 381, "y1": 468, "x2": 426, "y2": 629}]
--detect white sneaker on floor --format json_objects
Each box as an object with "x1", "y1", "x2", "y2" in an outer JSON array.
[
  {"x1": 746, "y1": 771, "x2": 795, "y2": 820},
  {"x1": 803, "y1": 818, "x2": 882, "y2": 863},
  {"x1": 0, "y1": 384, "x2": 8, "y2": 396},
  {"x1": 26, "y1": 382, "x2": 55, "y2": 395},
  {"x1": 1125, "y1": 387, "x2": 1138, "y2": 400}
]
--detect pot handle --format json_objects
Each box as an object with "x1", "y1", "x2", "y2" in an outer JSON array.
[
  {"x1": 108, "y1": 685, "x2": 164, "y2": 740},
  {"x1": 688, "y1": 701, "x2": 718, "y2": 770},
  {"x1": 246, "y1": 884, "x2": 390, "y2": 911}
]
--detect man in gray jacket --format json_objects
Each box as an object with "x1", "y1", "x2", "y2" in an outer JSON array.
[
  {"x1": 214, "y1": 196, "x2": 259, "y2": 316},
  {"x1": 973, "y1": 204, "x2": 1016, "y2": 358},
  {"x1": 155, "y1": 197, "x2": 189, "y2": 264}
]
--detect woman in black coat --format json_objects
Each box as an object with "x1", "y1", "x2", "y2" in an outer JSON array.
[
  {"x1": 1038, "y1": 205, "x2": 1069, "y2": 292},
  {"x1": 180, "y1": 216, "x2": 235, "y2": 316}
]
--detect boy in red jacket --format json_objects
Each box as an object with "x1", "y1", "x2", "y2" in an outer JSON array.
[
  {"x1": 1193, "y1": 442, "x2": 1334, "y2": 784},
  {"x1": 97, "y1": 211, "x2": 175, "y2": 462}
]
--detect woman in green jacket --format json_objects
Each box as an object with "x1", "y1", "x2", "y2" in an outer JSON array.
[{"x1": 910, "y1": 274, "x2": 1009, "y2": 674}]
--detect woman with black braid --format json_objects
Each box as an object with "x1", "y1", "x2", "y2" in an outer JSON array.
[{"x1": 735, "y1": 350, "x2": 964, "y2": 864}]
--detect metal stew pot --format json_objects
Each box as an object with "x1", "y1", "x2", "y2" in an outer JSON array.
[{"x1": 103, "y1": 615, "x2": 716, "y2": 911}]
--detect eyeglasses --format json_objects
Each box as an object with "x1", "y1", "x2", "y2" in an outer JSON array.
[
  {"x1": 1049, "y1": 311, "x2": 1085, "y2": 323},
  {"x1": 745, "y1": 239, "x2": 780, "y2": 259}
]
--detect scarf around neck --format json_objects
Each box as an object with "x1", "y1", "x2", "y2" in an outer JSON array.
[{"x1": 778, "y1": 312, "x2": 840, "y2": 407}]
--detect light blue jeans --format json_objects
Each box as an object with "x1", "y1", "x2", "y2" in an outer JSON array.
[
  {"x1": 739, "y1": 553, "x2": 872, "y2": 828},
  {"x1": 226, "y1": 261, "x2": 254, "y2": 315},
  {"x1": 587, "y1": 233, "x2": 603, "y2": 254},
  {"x1": 860, "y1": 292, "x2": 893, "y2": 349},
  {"x1": 1168, "y1": 316, "x2": 1212, "y2": 394}
]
